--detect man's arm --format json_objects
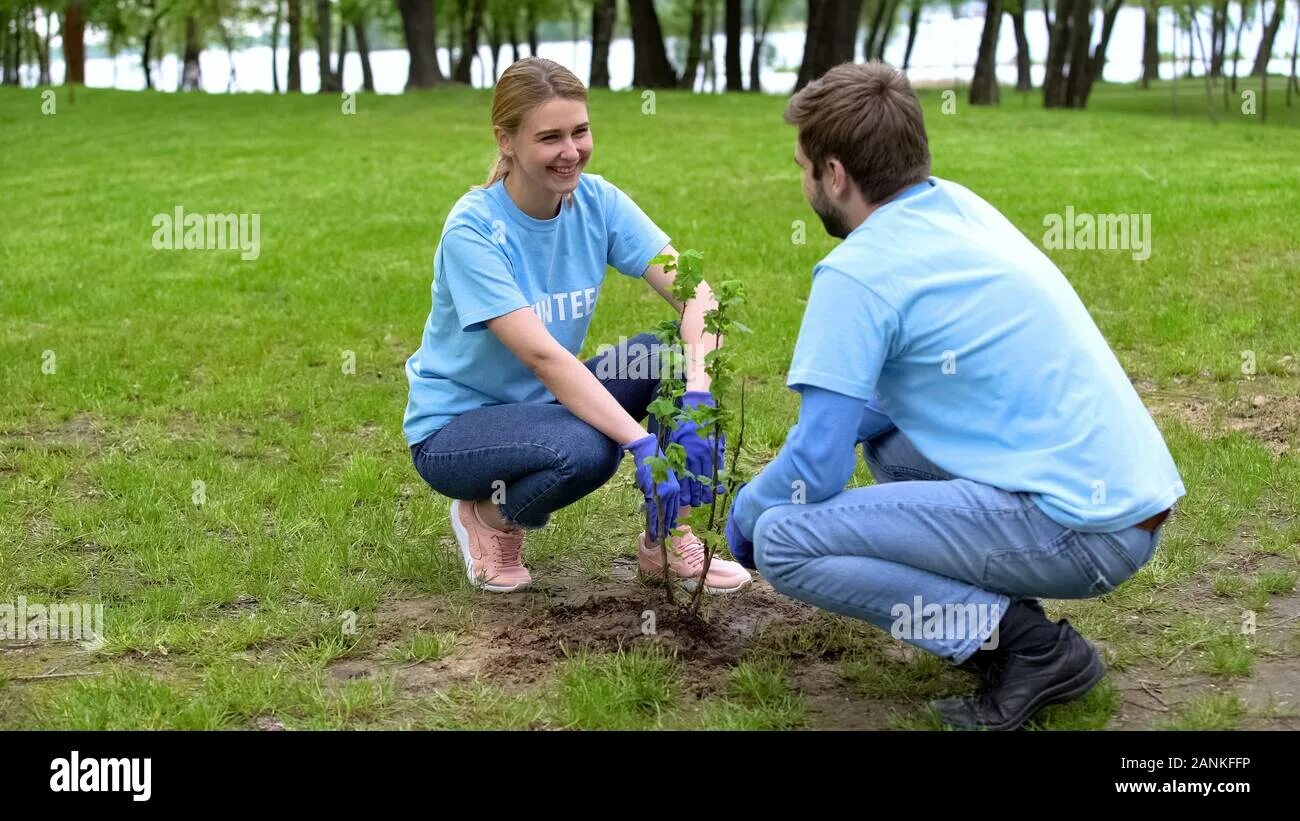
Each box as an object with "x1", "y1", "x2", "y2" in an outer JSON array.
[
  {"x1": 858, "y1": 398, "x2": 896, "y2": 442},
  {"x1": 730, "y1": 386, "x2": 864, "y2": 539}
]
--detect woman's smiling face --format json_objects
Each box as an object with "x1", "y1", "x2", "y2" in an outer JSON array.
[{"x1": 498, "y1": 97, "x2": 593, "y2": 201}]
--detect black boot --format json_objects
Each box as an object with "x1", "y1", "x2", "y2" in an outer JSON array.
[
  {"x1": 955, "y1": 598, "x2": 1049, "y2": 676},
  {"x1": 932, "y1": 617, "x2": 1105, "y2": 731}
]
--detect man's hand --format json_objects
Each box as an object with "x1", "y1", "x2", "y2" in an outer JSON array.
[{"x1": 725, "y1": 482, "x2": 756, "y2": 570}]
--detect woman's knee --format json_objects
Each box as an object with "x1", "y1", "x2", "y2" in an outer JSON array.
[{"x1": 554, "y1": 426, "x2": 622, "y2": 489}]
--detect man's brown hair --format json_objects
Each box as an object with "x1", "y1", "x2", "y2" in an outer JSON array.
[{"x1": 784, "y1": 61, "x2": 931, "y2": 204}]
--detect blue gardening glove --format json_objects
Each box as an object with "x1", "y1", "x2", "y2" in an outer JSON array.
[
  {"x1": 669, "y1": 390, "x2": 726, "y2": 508},
  {"x1": 725, "y1": 482, "x2": 755, "y2": 570},
  {"x1": 624, "y1": 433, "x2": 680, "y2": 542}
]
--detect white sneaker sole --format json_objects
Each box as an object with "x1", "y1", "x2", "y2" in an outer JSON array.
[
  {"x1": 636, "y1": 536, "x2": 753, "y2": 594},
  {"x1": 638, "y1": 569, "x2": 752, "y2": 595},
  {"x1": 450, "y1": 499, "x2": 530, "y2": 593}
]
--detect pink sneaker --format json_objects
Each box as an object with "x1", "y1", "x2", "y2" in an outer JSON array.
[
  {"x1": 449, "y1": 499, "x2": 532, "y2": 593},
  {"x1": 637, "y1": 525, "x2": 753, "y2": 594}
]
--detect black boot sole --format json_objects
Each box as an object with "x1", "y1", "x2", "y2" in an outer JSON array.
[{"x1": 945, "y1": 649, "x2": 1107, "y2": 731}]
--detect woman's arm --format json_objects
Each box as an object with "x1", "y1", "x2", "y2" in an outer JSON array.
[
  {"x1": 486, "y1": 307, "x2": 647, "y2": 446},
  {"x1": 642, "y1": 244, "x2": 720, "y2": 393}
]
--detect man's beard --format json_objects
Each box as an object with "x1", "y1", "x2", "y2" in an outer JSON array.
[{"x1": 811, "y1": 186, "x2": 850, "y2": 239}]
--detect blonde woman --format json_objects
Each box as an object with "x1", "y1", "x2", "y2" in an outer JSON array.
[{"x1": 405, "y1": 57, "x2": 751, "y2": 595}]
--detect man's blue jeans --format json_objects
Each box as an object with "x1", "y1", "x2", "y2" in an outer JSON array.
[
  {"x1": 753, "y1": 427, "x2": 1164, "y2": 664},
  {"x1": 409, "y1": 332, "x2": 664, "y2": 529}
]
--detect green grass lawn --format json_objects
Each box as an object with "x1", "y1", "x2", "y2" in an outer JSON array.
[{"x1": 1, "y1": 78, "x2": 1298, "y2": 729}]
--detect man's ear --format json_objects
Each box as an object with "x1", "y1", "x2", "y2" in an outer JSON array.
[{"x1": 825, "y1": 157, "x2": 848, "y2": 198}]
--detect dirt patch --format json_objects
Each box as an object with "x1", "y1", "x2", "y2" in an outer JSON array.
[
  {"x1": 1110, "y1": 654, "x2": 1300, "y2": 731},
  {"x1": 0, "y1": 412, "x2": 107, "y2": 453},
  {"x1": 793, "y1": 662, "x2": 912, "y2": 730},
  {"x1": 369, "y1": 559, "x2": 818, "y2": 696},
  {"x1": 1139, "y1": 383, "x2": 1300, "y2": 457}
]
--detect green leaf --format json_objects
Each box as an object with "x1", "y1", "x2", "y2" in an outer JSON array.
[
  {"x1": 665, "y1": 442, "x2": 688, "y2": 472},
  {"x1": 647, "y1": 397, "x2": 679, "y2": 426},
  {"x1": 649, "y1": 253, "x2": 678, "y2": 272},
  {"x1": 646, "y1": 455, "x2": 670, "y2": 484}
]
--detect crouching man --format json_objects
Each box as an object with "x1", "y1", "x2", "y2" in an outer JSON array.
[{"x1": 725, "y1": 62, "x2": 1185, "y2": 730}]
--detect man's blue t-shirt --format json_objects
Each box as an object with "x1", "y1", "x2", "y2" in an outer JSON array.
[
  {"x1": 737, "y1": 177, "x2": 1183, "y2": 534},
  {"x1": 403, "y1": 174, "x2": 670, "y2": 445}
]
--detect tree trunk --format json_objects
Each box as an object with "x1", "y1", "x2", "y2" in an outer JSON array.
[
  {"x1": 316, "y1": 0, "x2": 339, "y2": 91},
  {"x1": 288, "y1": 0, "x2": 302, "y2": 91},
  {"x1": 1209, "y1": 2, "x2": 1225, "y2": 76},
  {"x1": 182, "y1": 16, "x2": 202, "y2": 90},
  {"x1": 1289, "y1": 0, "x2": 1299, "y2": 103},
  {"x1": 751, "y1": 0, "x2": 771, "y2": 90},
  {"x1": 38, "y1": 6, "x2": 52, "y2": 84},
  {"x1": 590, "y1": 0, "x2": 615, "y2": 88},
  {"x1": 398, "y1": 0, "x2": 442, "y2": 88},
  {"x1": 970, "y1": 0, "x2": 1002, "y2": 104},
  {"x1": 1168, "y1": 11, "x2": 1178, "y2": 110},
  {"x1": 272, "y1": 0, "x2": 282, "y2": 92},
  {"x1": 1011, "y1": 4, "x2": 1032, "y2": 90},
  {"x1": 1191, "y1": 11, "x2": 1217, "y2": 117},
  {"x1": 141, "y1": 30, "x2": 154, "y2": 90},
  {"x1": 1230, "y1": 0, "x2": 1245, "y2": 90},
  {"x1": 861, "y1": 0, "x2": 886, "y2": 60},
  {"x1": 526, "y1": 0, "x2": 539, "y2": 55},
  {"x1": 902, "y1": 0, "x2": 921, "y2": 70},
  {"x1": 336, "y1": 19, "x2": 348, "y2": 88},
  {"x1": 1251, "y1": 0, "x2": 1284, "y2": 76},
  {"x1": 629, "y1": 0, "x2": 677, "y2": 88},
  {"x1": 63, "y1": 0, "x2": 84, "y2": 84},
  {"x1": 1141, "y1": 0, "x2": 1158, "y2": 87},
  {"x1": 8, "y1": 6, "x2": 20, "y2": 84},
  {"x1": 706, "y1": 0, "x2": 717, "y2": 91},
  {"x1": 354, "y1": 19, "x2": 374, "y2": 91},
  {"x1": 220, "y1": 24, "x2": 237, "y2": 91},
  {"x1": 487, "y1": 16, "x2": 500, "y2": 84},
  {"x1": 453, "y1": 0, "x2": 484, "y2": 83},
  {"x1": 141, "y1": 2, "x2": 166, "y2": 91},
  {"x1": 873, "y1": 0, "x2": 901, "y2": 59},
  {"x1": 797, "y1": 0, "x2": 865, "y2": 91},
  {"x1": 1, "y1": 9, "x2": 12, "y2": 85},
  {"x1": 1043, "y1": 0, "x2": 1074, "y2": 105},
  {"x1": 1064, "y1": 0, "x2": 1093, "y2": 106},
  {"x1": 681, "y1": 0, "x2": 705, "y2": 88},
  {"x1": 568, "y1": 0, "x2": 580, "y2": 64},
  {"x1": 507, "y1": 11, "x2": 519, "y2": 63},
  {"x1": 1085, "y1": 0, "x2": 1122, "y2": 100},
  {"x1": 725, "y1": 0, "x2": 742, "y2": 89},
  {"x1": 449, "y1": 0, "x2": 461, "y2": 63},
  {"x1": 14, "y1": 6, "x2": 23, "y2": 83}
]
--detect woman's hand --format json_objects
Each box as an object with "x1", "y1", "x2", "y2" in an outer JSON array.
[
  {"x1": 670, "y1": 390, "x2": 725, "y2": 507},
  {"x1": 623, "y1": 434, "x2": 681, "y2": 541}
]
